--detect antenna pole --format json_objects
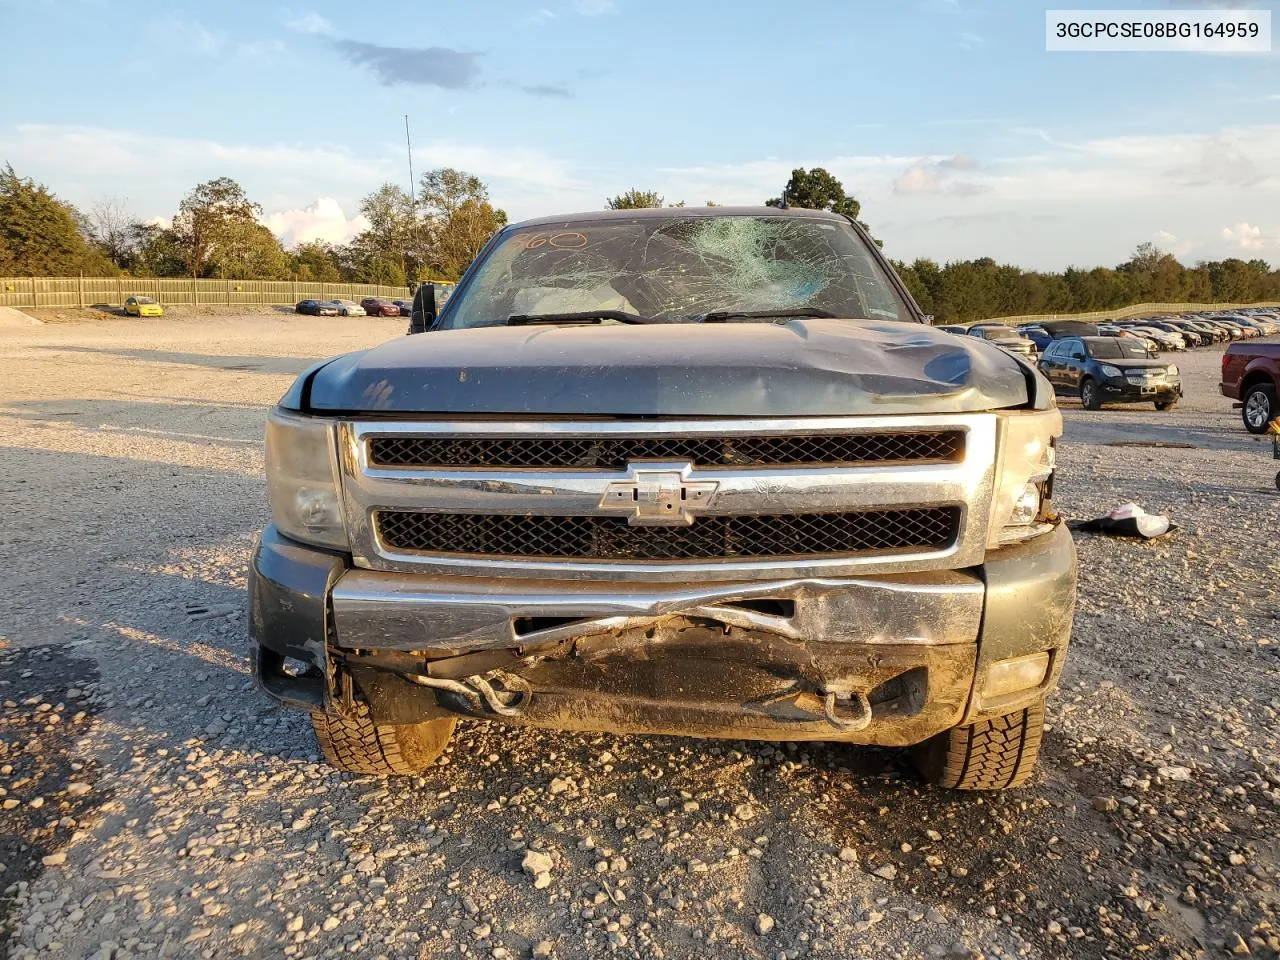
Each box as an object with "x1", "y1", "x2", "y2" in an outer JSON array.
[{"x1": 405, "y1": 114, "x2": 415, "y2": 207}]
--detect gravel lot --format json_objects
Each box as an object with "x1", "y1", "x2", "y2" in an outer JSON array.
[{"x1": 1, "y1": 314, "x2": 1278, "y2": 960}]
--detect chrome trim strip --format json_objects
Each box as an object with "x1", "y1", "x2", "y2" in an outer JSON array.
[
  {"x1": 329, "y1": 569, "x2": 985, "y2": 653},
  {"x1": 338, "y1": 415, "x2": 997, "y2": 582}
]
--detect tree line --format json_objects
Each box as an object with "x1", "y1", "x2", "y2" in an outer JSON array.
[
  {"x1": 0, "y1": 164, "x2": 505, "y2": 286},
  {"x1": 4, "y1": 162, "x2": 1279, "y2": 321}
]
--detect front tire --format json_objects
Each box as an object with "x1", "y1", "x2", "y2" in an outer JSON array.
[
  {"x1": 1080, "y1": 378, "x2": 1102, "y2": 411},
  {"x1": 1155, "y1": 399, "x2": 1177, "y2": 412},
  {"x1": 912, "y1": 702, "x2": 1045, "y2": 791},
  {"x1": 1242, "y1": 383, "x2": 1275, "y2": 435},
  {"x1": 311, "y1": 704, "x2": 456, "y2": 775}
]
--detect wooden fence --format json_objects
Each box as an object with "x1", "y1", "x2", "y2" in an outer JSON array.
[{"x1": 0, "y1": 277, "x2": 412, "y2": 310}]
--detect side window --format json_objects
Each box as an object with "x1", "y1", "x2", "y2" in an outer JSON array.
[
  {"x1": 1070, "y1": 343, "x2": 1086, "y2": 360},
  {"x1": 1043, "y1": 342, "x2": 1058, "y2": 358}
]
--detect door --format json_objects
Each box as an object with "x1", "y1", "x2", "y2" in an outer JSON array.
[
  {"x1": 1063, "y1": 342, "x2": 1087, "y2": 391},
  {"x1": 1039, "y1": 342, "x2": 1064, "y2": 390}
]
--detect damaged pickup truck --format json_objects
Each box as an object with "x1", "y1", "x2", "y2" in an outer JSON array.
[{"x1": 250, "y1": 207, "x2": 1076, "y2": 790}]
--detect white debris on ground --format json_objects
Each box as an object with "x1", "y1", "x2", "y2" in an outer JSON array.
[{"x1": 1, "y1": 315, "x2": 1277, "y2": 960}]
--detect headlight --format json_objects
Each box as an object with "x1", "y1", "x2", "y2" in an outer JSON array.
[
  {"x1": 1098, "y1": 364, "x2": 1123, "y2": 378},
  {"x1": 989, "y1": 408, "x2": 1061, "y2": 548},
  {"x1": 1167, "y1": 365, "x2": 1178, "y2": 376},
  {"x1": 265, "y1": 408, "x2": 349, "y2": 550}
]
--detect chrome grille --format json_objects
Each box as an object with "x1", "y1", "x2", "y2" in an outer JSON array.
[
  {"x1": 375, "y1": 508, "x2": 961, "y2": 561},
  {"x1": 368, "y1": 431, "x2": 964, "y2": 470}
]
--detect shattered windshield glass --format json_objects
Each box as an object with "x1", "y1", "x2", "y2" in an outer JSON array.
[{"x1": 447, "y1": 215, "x2": 914, "y2": 328}]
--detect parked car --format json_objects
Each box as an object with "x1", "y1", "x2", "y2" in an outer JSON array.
[
  {"x1": 1018, "y1": 326, "x2": 1053, "y2": 351},
  {"x1": 392, "y1": 299, "x2": 415, "y2": 316},
  {"x1": 1200, "y1": 318, "x2": 1244, "y2": 340},
  {"x1": 1221, "y1": 340, "x2": 1280, "y2": 433},
  {"x1": 935, "y1": 324, "x2": 968, "y2": 335},
  {"x1": 1231, "y1": 315, "x2": 1277, "y2": 336},
  {"x1": 124, "y1": 296, "x2": 163, "y2": 317},
  {"x1": 965, "y1": 323, "x2": 1038, "y2": 361},
  {"x1": 327, "y1": 299, "x2": 367, "y2": 317},
  {"x1": 295, "y1": 299, "x2": 340, "y2": 316},
  {"x1": 1039, "y1": 336, "x2": 1181, "y2": 411},
  {"x1": 1180, "y1": 317, "x2": 1229, "y2": 344},
  {"x1": 252, "y1": 206, "x2": 1076, "y2": 792},
  {"x1": 1099, "y1": 325, "x2": 1158, "y2": 353},
  {"x1": 1158, "y1": 319, "x2": 1211, "y2": 347},
  {"x1": 1124, "y1": 325, "x2": 1185, "y2": 351},
  {"x1": 360, "y1": 297, "x2": 402, "y2": 317},
  {"x1": 1242, "y1": 313, "x2": 1280, "y2": 335}
]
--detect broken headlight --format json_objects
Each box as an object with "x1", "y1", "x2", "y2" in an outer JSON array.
[
  {"x1": 988, "y1": 408, "x2": 1061, "y2": 548},
  {"x1": 265, "y1": 407, "x2": 349, "y2": 550}
]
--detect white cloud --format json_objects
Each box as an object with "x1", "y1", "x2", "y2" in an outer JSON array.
[
  {"x1": 9, "y1": 119, "x2": 1280, "y2": 271},
  {"x1": 261, "y1": 197, "x2": 369, "y2": 247},
  {"x1": 1221, "y1": 222, "x2": 1270, "y2": 250},
  {"x1": 283, "y1": 10, "x2": 333, "y2": 35},
  {"x1": 0, "y1": 123, "x2": 593, "y2": 239},
  {"x1": 1153, "y1": 229, "x2": 1196, "y2": 258},
  {"x1": 958, "y1": 31, "x2": 985, "y2": 51},
  {"x1": 893, "y1": 154, "x2": 986, "y2": 195}
]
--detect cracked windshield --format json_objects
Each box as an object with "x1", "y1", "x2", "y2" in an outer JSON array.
[{"x1": 448, "y1": 215, "x2": 912, "y2": 326}]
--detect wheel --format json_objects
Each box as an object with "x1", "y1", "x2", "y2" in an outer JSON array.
[
  {"x1": 1080, "y1": 378, "x2": 1102, "y2": 411},
  {"x1": 912, "y1": 702, "x2": 1045, "y2": 791},
  {"x1": 1155, "y1": 400, "x2": 1177, "y2": 412},
  {"x1": 310, "y1": 703, "x2": 456, "y2": 775},
  {"x1": 1242, "y1": 383, "x2": 1275, "y2": 435},
  {"x1": 1275, "y1": 471, "x2": 1280, "y2": 493}
]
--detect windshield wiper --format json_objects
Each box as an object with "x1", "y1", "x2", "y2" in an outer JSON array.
[
  {"x1": 699, "y1": 308, "x2": 840, "y2": 323},
  {"x1": 507, "y1": 311, "x2": 654, "y2": 326}
]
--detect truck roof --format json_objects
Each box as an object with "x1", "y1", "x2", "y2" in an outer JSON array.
[{"x1": 510, "y1": 205, "x2": 851, "y2": 230}]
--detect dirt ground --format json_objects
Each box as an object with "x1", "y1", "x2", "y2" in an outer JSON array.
[{"x1": 1, "y1": 314, "x2": 1277, "y2": 960}]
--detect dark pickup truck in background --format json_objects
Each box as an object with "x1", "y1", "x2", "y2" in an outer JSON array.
[{"x1": 1221, "y1": 341, "x2": 1280, "y2": 433}]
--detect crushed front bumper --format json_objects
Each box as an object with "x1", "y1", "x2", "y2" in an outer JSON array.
[{"x1": 249, "y1": 522, "x2": 1076, "y2": 745}]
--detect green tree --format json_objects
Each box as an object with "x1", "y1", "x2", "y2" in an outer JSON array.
[
  {"x1": 606, "y1": 189, "x2": 664, "y2": 209},
  {"x1": 170, "y1": 177, "x2": 284, "y2": 278},
  {"x1": 214, "y1": 219, "x2": 289, "y2": 279},
  {"x1": 418, "y1": 168, "x2": 507, "y2": 280},
  {"x1": 765, "y1": 167, "x2": 877, "y2": 241},
  {"x1": 290, "y1": 240, "x2": 342, "y2": 282},
  {"x1": 130, "y1": 223, "x2": 186, "y2": 277},
  {"x1": 0, "y1": 165, "x2": 115, "y2": 276},
  {"x1": 354, "y1": 183, "x2": 421, "y2": 280}
]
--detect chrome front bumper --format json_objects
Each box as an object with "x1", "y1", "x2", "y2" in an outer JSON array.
[{"x1": 250, "y1": 523, "x2": 1075, "y2": 744}]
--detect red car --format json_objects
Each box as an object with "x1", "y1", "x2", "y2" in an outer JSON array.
[
  {"x1": 360, "y1": 297, "x2": 402, "y2": 317},
  {"x1": 1221, "y1": 341, "x2": 1280, "y2": 433}
]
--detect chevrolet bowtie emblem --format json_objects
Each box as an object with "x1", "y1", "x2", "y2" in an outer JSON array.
[{"x1": 599, "y1": 462, "x2": 720, "y2": 526}]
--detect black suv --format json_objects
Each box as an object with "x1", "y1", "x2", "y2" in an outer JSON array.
[{"x1": 1039, "y1": 336, "x2": 1181, "y2": 411}]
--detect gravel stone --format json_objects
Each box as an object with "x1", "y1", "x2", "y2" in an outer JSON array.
[{"x1": 0, "y1": 316, "x2": 1276, "y2": 960}]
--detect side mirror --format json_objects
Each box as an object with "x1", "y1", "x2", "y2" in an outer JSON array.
[
  {"x1": 408, "y1": 284, "x2": 436, "y2": 335},
  {"x1": 408, "y1": 283, "x2": 455, "y2": 335}
]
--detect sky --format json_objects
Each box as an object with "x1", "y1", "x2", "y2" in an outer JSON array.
[{"x1": 2, "y1": 0, "x2": 1280, "y2": 271}]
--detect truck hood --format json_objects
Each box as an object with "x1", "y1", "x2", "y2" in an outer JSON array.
[{"x1": 304, "y1": 318, "x2": 1033, "y2": 417}]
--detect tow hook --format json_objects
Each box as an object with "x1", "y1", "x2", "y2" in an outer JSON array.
[
  {"x1": 820, "y1": 683, "x2": 873, "y2": 732},
  {"x1": 406, "y1": 670, "x2": 532, "y2": 717}
]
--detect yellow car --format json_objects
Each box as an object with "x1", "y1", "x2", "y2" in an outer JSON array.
[{"x1": 124, "y1": 296, "x2": 164, "y2": 317}]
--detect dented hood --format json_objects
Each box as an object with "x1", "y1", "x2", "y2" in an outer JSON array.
[{"x1": 304, "y1": 318, "x2": 1031, "y2": 416}]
